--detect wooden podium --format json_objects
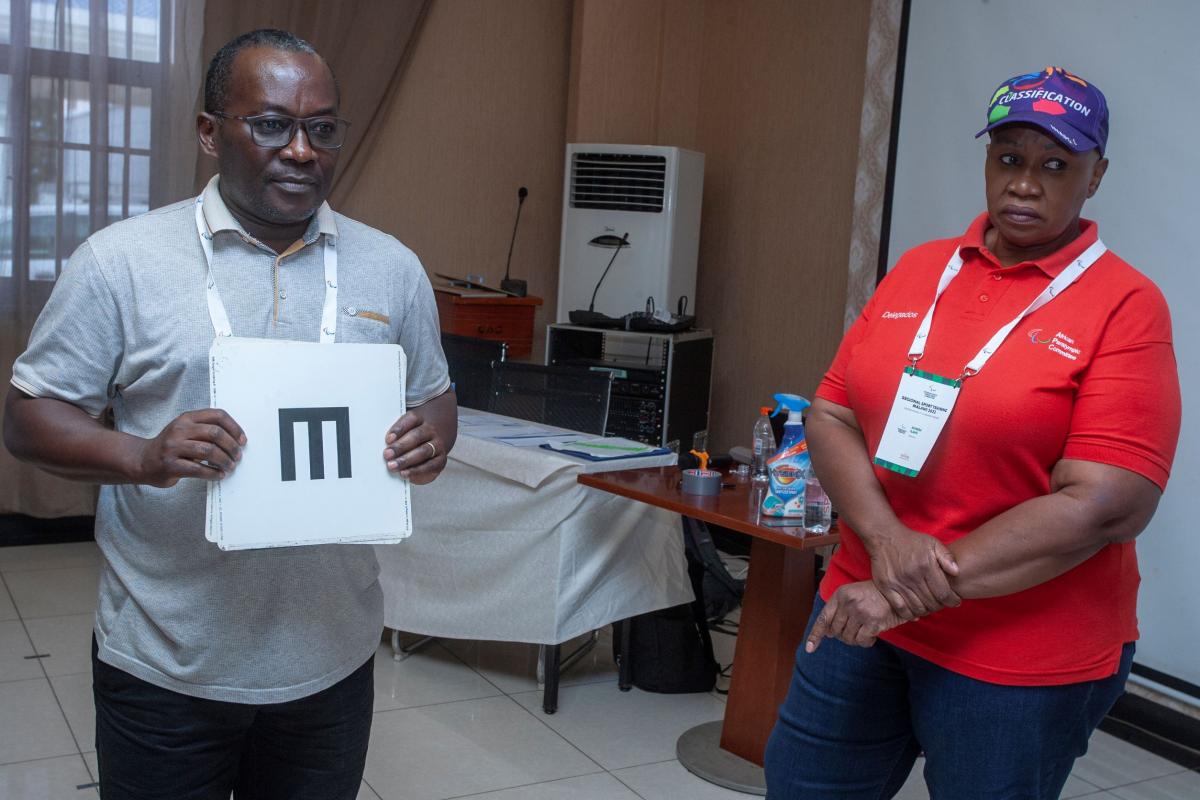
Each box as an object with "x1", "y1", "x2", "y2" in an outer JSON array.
[{"x1": 434, "y1": 290, "x2": 542, "y2": 359}]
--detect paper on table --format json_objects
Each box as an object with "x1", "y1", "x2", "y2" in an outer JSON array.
[
  {"x1": 542, "y1": 436, "x2": 669, "y2": 460},
  {"x1": 461, "y1": 421, "x2": 553, "y2": 439},
  {"x1": 494, "y1": 432, "x2": 582, "y2": 448},
  {"x1": 457, "y1": 410, "x2": 563, "y2": 442},
  {"x1": 458, "y1": 408, "x2": 630, "y2": 451}
]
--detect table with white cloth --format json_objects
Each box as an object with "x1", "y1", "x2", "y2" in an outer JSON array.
[{"x1": 374, "y1": 409, "x2": 693, "y2": 712}]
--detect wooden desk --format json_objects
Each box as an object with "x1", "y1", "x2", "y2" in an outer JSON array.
[
  {"x1": 434, "y1": 290, "x2": 543, "y2": 358},
  {"x1": 578, "y1": 467, "x2": 838, "y2": 795}
]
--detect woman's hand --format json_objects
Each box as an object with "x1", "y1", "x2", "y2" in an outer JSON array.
[
  {"x1": 805, "y1": 581, "x2": 905, "y2": 652},
  {"x1": 864, "y1": 525, "x2": 961, "y2": 621},
  {"x1": 806, "y1": 398, "x2": 959, "y2": 621}
]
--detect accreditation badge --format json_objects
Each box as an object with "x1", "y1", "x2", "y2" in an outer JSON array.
[{"x1": 872, "y1": 366, "x2": 961, "y2": 477}]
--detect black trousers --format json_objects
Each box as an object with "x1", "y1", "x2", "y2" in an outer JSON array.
[{"x1": 92, "y1": 638, "x2": 374, "y2": 800}]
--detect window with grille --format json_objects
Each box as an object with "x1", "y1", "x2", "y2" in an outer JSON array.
[{"x1": 0, "y1": 0, "x2": 169, "y2": 286}]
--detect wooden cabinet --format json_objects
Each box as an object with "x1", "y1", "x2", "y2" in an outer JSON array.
[{"x1": 433, "y1": 291, "x2": 542, "y2": 359}]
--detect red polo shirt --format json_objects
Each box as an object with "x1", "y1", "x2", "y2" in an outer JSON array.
[{"x1": 816, "y1": 213, "x2": 1181, "y2": 686}]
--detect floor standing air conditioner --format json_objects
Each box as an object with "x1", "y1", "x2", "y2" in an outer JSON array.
[{"x1": 557, "y1": 144, "x2": 704, "y2": 322}]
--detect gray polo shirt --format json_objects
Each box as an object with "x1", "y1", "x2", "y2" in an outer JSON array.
[{"x1": 11, "y1": 176, "x2": 450, "y2": 703}]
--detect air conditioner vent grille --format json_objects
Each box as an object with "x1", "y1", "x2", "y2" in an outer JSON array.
[{"x1": 570, "y1": 152, "x2": 666, "y2": 213}]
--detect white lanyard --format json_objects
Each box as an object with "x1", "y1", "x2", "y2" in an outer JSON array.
[
  {"x1": 909, "y1": 239, "x2": 1107, "y2": 378},
  {"x1": 873, "y1": 237, "x2": 1108, "y2": 478},
  {"x1": 194, "y1": 196, "x2": 339, "y2": 343}
]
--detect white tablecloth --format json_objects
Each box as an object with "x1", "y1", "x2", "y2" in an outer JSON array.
[{"x1": 375, "y1": 425, "x2": 692, "y2": 644}]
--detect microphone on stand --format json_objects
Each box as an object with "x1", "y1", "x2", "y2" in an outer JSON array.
[
  {"x1": 500, "y1": 186, "x2": 529, "y2": 297},
  {"x1": 568, "y1": 232, "x2": 630, "y2": 328},
  {"x1": 587, "y1": 232, "x2": 629, "y2": 312}
]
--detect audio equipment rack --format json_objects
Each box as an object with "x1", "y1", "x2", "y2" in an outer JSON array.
[{"x1": 546, "y1": 323, "x2": 714, "y2": 450}]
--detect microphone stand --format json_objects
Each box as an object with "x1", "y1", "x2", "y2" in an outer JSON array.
[
  {"x1": 568, "y1": 233, "x2": 631, "y2": 328},
  {"x1": 500, "y1": 186, "x2": 528, "y2": 296},
  {"x1": 588, "y1": 233, "x2": 630, "y2": 312}
]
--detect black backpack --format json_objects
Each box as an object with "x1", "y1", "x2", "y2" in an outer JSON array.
[
  {"x1": 691, "y1": 518, "x2": 745, "y2": 622},
  {"x1": 613, "y1": 517, "x2": 742, "y2": 693}
]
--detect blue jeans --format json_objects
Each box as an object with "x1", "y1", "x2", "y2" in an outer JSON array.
[
  {"x1": 92, "y1": 638, "x2": 374, "y2": 800},
  {"x1": 763, "y1": 596, "x2": 1133, "y2": 800}
]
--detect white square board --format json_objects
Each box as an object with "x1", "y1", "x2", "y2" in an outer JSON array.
[{"x1": 206, "y1": 337, "x2": 411, "y2": 550}]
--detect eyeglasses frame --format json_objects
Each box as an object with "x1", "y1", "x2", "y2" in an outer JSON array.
[{"x1": 210, "y1": 112, "x2": 352, "y2": 150}]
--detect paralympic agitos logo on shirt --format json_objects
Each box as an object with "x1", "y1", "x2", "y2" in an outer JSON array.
[{"x1": 1028, "y1": 328, "x2": 1082, "y2": 361}]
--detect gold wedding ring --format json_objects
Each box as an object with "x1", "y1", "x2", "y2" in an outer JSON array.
[{"x1": 425, "y1": 441, "x2": 437, "y2": 459}]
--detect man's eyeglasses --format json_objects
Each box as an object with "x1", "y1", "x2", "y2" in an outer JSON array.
[{"x1": 212, "y1": 113, "x2": 351, "y2": 150}]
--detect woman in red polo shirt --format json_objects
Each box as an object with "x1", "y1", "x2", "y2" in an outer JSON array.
[{"x1": 763, "y1": 67, "x2": 1181, "y2": 799}]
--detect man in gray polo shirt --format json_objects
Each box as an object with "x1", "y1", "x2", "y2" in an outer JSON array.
[{"x1": 3, "y1": 29, "x2": 455, "y2": 800}]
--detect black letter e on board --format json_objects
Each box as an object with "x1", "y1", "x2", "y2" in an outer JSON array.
[{"x1": 278, "y1": 407, "x2": 352, "y2": 481}]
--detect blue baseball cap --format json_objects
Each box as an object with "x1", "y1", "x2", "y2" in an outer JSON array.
[{"x1": 975, "y1": 66, "x2": 1109, "y2": 156}]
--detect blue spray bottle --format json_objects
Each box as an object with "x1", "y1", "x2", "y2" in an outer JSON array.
[{"x1": 761, "y1": 393, "x2": 811, "y2": 518}]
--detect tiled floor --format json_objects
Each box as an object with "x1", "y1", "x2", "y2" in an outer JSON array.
[{"x1": 2, "y1": 542, "x2": 1199, "y2": 799}]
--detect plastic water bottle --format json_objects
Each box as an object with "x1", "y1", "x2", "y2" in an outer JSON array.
[
  {"x1": 803, "y1": 466, "x2": 832, "y2": 533},
  {"x1": 751, "y1": 406, "x2": 775, "y2": 483}
]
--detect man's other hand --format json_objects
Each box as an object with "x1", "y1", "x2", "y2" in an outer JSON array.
[
  {"x1": 384, "y1": 409, "x2": 447, "y2": 484},
  {"x1": 137, "y1": 409, "x2": 246, "y2": 487}
]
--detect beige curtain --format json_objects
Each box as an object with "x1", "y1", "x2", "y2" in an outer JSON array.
[
  {"x1": 845, "y1": 0, "x2": 904, "y2": 330},
  {"x1": 0, "y1": 0, "x2": 207, "y2": 517},
  {"x1": 193, "y1": 0, "x2": 430, "y2": 207}
]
